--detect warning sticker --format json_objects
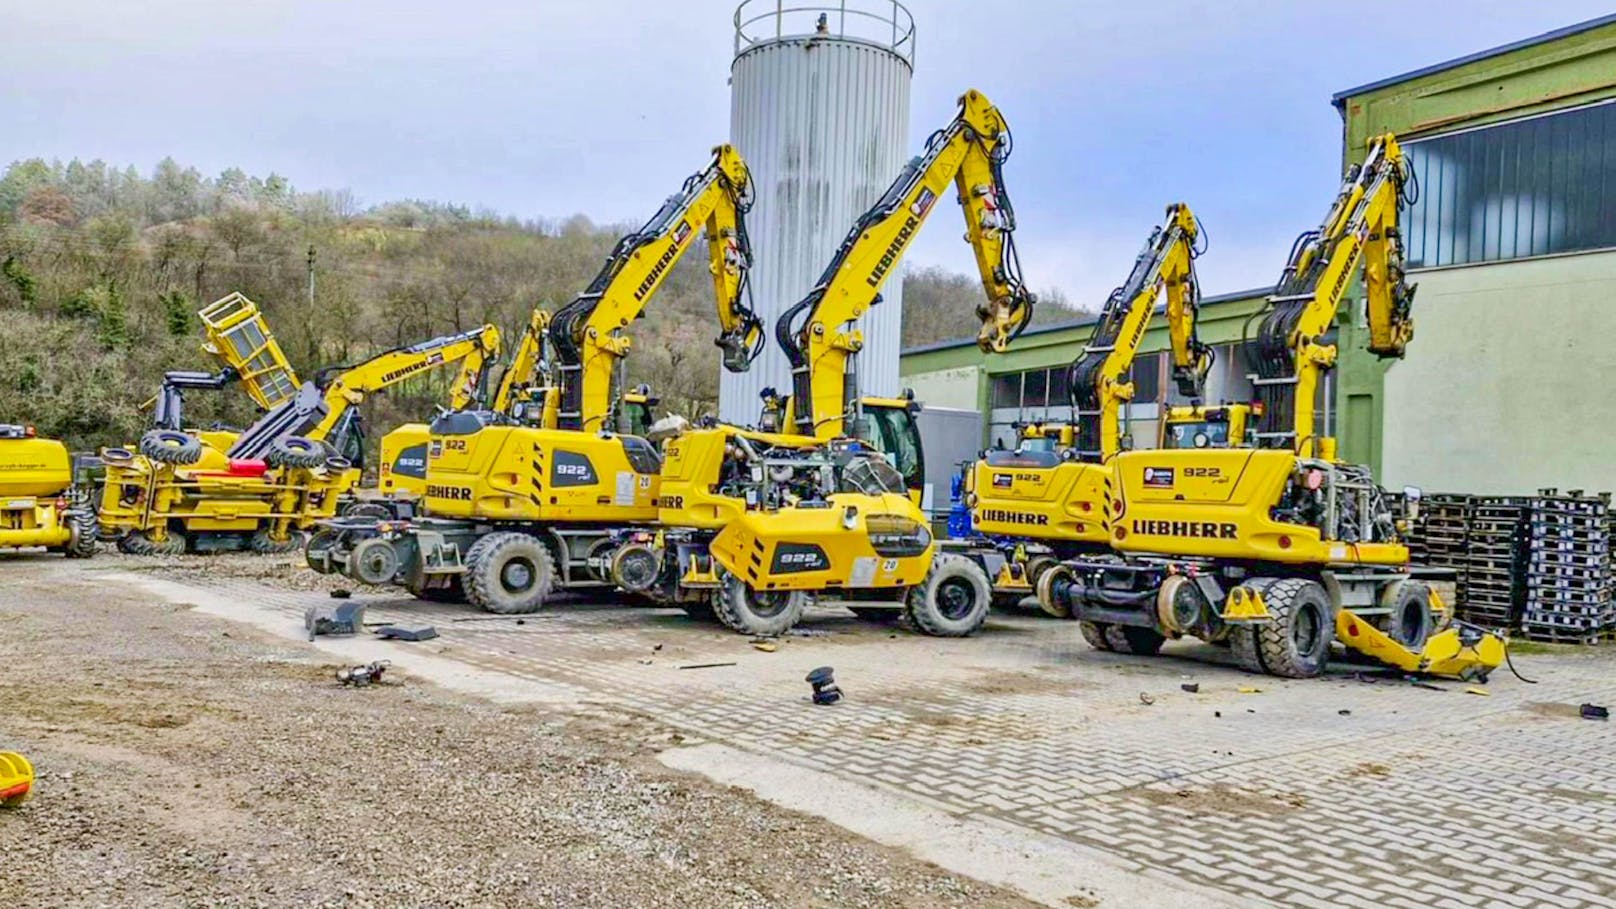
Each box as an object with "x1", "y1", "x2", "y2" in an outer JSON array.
[{"x1": 615, "y1": 471, "x2": 636, "y2": 506}]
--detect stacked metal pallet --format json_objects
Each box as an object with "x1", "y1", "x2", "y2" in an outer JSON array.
[
  {"x1": 1412, "y1": 494, "x2": 1474, "y2": 608},
  {"x1": 1459, "y1": 495, "x2": 1525, "y2": 628},
  {"x1": 1519, "y1": 490, "x2": 1612, "y2": 643}
]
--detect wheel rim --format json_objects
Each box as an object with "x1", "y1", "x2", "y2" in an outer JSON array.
[
  {"x1": 747, "y1": 587, "x2": 792, "y2": 619},
  {"x1": 501, "y1": 557, "x2": 535, "y2": 593},
  {"x1": 1398, "y1": 599, "x2": 1424, "y2": 643},
  {"x1": 937, "y1": 577, "x2": 978, "y2": 620},
  {"x1": 1295, "y1": 602, "x2": 1324, "y2": 654}
]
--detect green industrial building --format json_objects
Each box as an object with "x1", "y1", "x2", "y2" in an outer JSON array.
[{"x1": 900, "y1": 14, "x2": 1616, "y2": 496}]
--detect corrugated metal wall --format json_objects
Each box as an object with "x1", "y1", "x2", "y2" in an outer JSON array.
[{"x1": 722, "y1": 34, "x2": 912, "y2": 425}]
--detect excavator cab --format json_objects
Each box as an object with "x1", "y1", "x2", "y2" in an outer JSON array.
[
  {"x1": 1159, "y1": 403, "x2": 1256, "y2": 450},
  {"x1": 851, "y1": 397, "x2": 925, "y2": 498}
]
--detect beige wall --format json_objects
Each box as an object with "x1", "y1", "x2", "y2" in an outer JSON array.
[
  {"x1": 1381, "y1": 251, "x2": 1616, "y2": 495},
  {"x1": 903, "y1": 366, "x2": 980, "y2": 412}
]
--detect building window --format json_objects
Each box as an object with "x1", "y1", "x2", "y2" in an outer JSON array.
[
  {"x1": 1128, "y1": 352, "x2": 1163, "y2": 403},
  {"x1": 1048, "y1": 364, "x2": 1070, "y2": 408},
  {"x1": 991, "y1": 373, "x2": 1021, "y2": 409},
  {"x1": 1403, "y1": 100, "x2": 1616, "y2": 268},
  {"x1": 1022, "y1": 369, "x2": 1048, "y2": 407}
]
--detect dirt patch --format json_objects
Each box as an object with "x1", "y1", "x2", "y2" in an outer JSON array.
[
  {"x1": 957, "y1": 667, "x2": 1080, "y2": 697},
  {"x1": 1130, "y1": 782, "x2": 1309, "y2": 817},
  {"x1": 1525, "y1": 701, "x2": 1584, "y2": 719},
  {"x1": 0, "y1": 561, "x2": 1036, "y2": 909},
  {"x1": 1345, "y1": 762, "x2": 1392, "y2": 779}
]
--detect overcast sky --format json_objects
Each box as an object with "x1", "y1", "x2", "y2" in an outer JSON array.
[{"x1": 3, "y1": 0, "x2": 1610, "y2": 308}]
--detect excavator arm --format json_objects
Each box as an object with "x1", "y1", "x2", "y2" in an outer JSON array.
[
  {"x1": 1066, "y1": 203, "x2": 1211, "y2": 461},
  {"x1": 778, "y1": 89, "x2": 1034, "y2": 440},
  {"x1": 550, "y1": 144, "x2": 763, "y2": 431},
  {"x1": 226, "y1": 324, "x2": 501, "y2": 462},
  {"x1": 1250, "y1": 133, "x2": 1416, "y2": 458}
]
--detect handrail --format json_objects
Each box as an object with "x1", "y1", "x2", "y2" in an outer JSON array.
[{"x1": 733, "y1": 0, "x2": 915, "y2": 64}]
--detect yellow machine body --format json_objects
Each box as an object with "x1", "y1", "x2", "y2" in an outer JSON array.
[
  {"x1": 0, "y1": 432, "x2": 89, "y2": 551},
  {"x1": 422, "y1": 423, "x2": 660, "y2": 524},
  {"x1": 1108, "y1": 449, "x2": 1406, "y2": 566},
  {"x1": 1160, "y1": 403, "x2": 1254, "y2": 450},
  {"x1": 965, "y1": 455, "x2": 1111, "y2": 550}
]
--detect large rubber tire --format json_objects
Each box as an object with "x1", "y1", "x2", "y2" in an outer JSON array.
[
  {"x1": 1377, "y1": 580, "x2": 1433, "y2": 651},
  {"x1": 250, "y1": 527, "x2": 302, "y2": 554},
  {"x1": 1256, "y1": 578, "x2": 1336, "y2": 679},
  {"x1": 904, "y1": 554, "x2": 992, "y2": 637},
  {"x1": 1078, "y1": 621, "x2": 1113, "y2": 651},
  {"x1": 139, "y1": 430, "x2": 203, "y2": 466},
  {"x1": 118, "y1": 529, "x2": 186, "y2": 556},
  {"x1": 265, "y1": 436, "x2": 326, "y2": 470},
  {"x1": 712, "y1": 574, "x2": 810, "y2": 636},
  {"x1": 407, "y1": 576, "x2": 467, "y2": 603},
  {"x1": 1103, "y1": 624, "x2": 1167, "y2": 656},
  {"x1": 63, "y1": 508, "x2": 98, "y2": 558},
  {"x1": 464, "y1": 532, "x2": 555, "y2": 615}
]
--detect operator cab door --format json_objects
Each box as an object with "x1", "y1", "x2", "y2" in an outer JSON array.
[{"x1": 854, "y1": 403, "x2": 925, "y2": 503}]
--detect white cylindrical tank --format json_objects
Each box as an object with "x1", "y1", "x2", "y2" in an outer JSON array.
[{"x1": 721, "y1": 1, "x2": 914, "y2": 425}]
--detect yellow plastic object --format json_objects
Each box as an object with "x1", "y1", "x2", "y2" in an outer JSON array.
[
  {"x1": 1336, "y1": 610, "x2": 1506, "y2": 682},
  {"x1": 0, "y1": 752, "x2": 35, "y2": 808}
]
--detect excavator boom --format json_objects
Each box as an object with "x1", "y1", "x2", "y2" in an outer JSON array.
[
  {"x1": 550, "y1": 145, "x2": 762, "y2": 432},
  {"x1": 1065, "y1": 203, "x2": 1210, "y2": 462},
  {"x1": 778, "y1": 89, "x2": 1034, "y2": 440},
  {"x1": 1251, "y1": 134, "x2": 1416, "y2": 457}
]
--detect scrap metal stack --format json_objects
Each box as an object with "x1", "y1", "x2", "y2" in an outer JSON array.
[
  {"x1": 1518, "y1": 490, "x2": 1612, "y2": 643},
  {"x1": 1462, "y1": 495, "x2": 1525, "y2": 629}
]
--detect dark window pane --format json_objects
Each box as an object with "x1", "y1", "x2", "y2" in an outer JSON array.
[
  {"x1": 1130, "y1": 353, "x2": 1162, "y2": 403},
  {"x1": 1048, "y1": 365, "x2": 1070, "y2": 408},
  {"x1": 991, "y1": 373, "x2": 1020, "y2": 409},
  {"x1": 1022, "y1": 369, "x2": 1047, "y2": 407},
  {"x1": 1402, "y1": 101, "x2": 1616, "y2": 268}
]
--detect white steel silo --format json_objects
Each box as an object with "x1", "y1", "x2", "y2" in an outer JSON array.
[{"x1": 721, "y1": 0, "x2": 914, "y2": 425}]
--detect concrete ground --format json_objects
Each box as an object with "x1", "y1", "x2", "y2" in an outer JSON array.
[{"x1": 6, "y1": 552, "x2": 1616, "y2": 909}]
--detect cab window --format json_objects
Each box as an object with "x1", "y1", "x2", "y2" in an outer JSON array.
[{"x1": 861, "y1": 405, "x2": 924, "y2": 491}]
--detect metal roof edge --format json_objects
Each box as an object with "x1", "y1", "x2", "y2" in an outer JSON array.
[
  {"x1": 899, "y1": 286, "x2": 1271, "y2": 358},
  {"x1": 1331, "y1": 13, "x2": 1616, "y2": 108}
]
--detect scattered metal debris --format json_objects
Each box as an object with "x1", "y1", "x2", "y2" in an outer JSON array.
[
  {"x1": 1238, "y1": 686, "x2": 1262, "y2": 694},
  {"x1": 1180, "y1": 683, "x2": 1199, "y2": 693},
  {"x1": 329, "y1": 589, "x2": 352, "y2": 599},
  {"x1": 336, "y1": 661, "x2": 390, "y2": 687},
  {"x1": 304, "y1": 601, "x2": 366, "y2": 639},
  {"x1": 376, "y1": 624, "x2": 438, "y2": 642},
  {"x1": 753, "y1": 641, "x2": 777, "y2": 652},
  {"x1": 1338, "y1": 709, "x2": 1351, "y2": 716},
  {"x1": 807, "y1": 666, "x2": 842, "y2": 705},
  {"x1": 1581, "y1": 703, "x2": 1610, "y2": 721},
  {"x1": 1138, "y1": 692, "x2": 1155, "y2": 706},
  {"x1": 677, "y1": 661, "x2": 737, "y2": 671}
]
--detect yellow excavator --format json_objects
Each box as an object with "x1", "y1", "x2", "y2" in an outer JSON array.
[
  {"x1": 1039, "y1": 134, "x2": 1505, "y2": 681},
  {"x1": 0, "y1": 424, "x2": 97, "y2": 557},
  {"x1": 962, "y1": 204, "x2": 1214, "y2": 610},
  {"x1": 603, "y1": 89, "x2": 1034, "y2": 636},
  {"x1": 307, "y1": 145, "x2": 764, "y2": 609},
  {"x1": 101, "y1": 295, "x2": 501, "y2": 554}
]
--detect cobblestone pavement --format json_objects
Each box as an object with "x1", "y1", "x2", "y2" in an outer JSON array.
[{"x1": 125, "y1": 571, "x2": 1616, "y2": 909}]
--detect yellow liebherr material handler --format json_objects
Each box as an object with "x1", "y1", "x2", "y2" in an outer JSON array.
[
  {"x1": 308, "y1": 145, "x2": 765, "y2": 610},
  {"x1": 101, "y1": 295, "x2": 501, "y2": 554},
  {"x1": 604, "y1": 90, "x2": 1035, "y2": 637},
  {"x1": 1040, "y1": 135, "x2": 1506, "y2": 681},
  {"x1": 963, "y1": 204, "x2": 1214, "y2": 610}
]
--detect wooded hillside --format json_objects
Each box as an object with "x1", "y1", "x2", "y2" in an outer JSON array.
[{"x1": 0, "y1": 157, "x2": 1080, "y2": 450}]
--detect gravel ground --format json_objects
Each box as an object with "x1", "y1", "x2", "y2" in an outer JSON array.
[{"x1": 0, "y1": 555, "x2": 1037, "y2": 909}]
